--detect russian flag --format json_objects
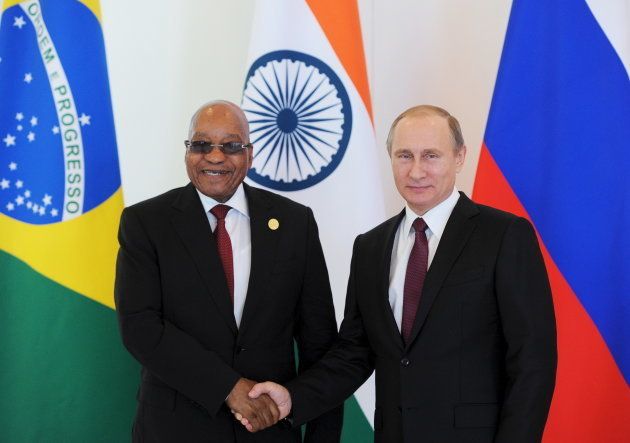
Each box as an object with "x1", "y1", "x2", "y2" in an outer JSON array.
[{"x1": 473, "y1": 0, "x2": 630, "y2": 441}]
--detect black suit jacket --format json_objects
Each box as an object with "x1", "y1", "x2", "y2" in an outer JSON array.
[
  {"x1": 286, "y1": 192, "x2": 557, "y2": 443},
  {"x1": 115, "y1": 183, "x2": 342, "y2": 442}
]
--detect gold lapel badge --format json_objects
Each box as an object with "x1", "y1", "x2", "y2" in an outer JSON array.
[{"x1": 268, "y1": 218, "x2": 280, "y2": 230}]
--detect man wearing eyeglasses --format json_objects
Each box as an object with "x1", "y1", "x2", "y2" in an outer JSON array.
[{"x1": 114, "y1": 100, "x2": 342, "y2": 442}]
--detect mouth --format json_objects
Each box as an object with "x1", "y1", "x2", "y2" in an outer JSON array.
[{"x1": 202, "y1": 169, "x2": 231, "y2": 176}]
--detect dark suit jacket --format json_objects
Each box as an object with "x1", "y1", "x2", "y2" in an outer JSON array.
[
  {"x1": 115, "y1": 183, "x2": 342, "y2": 442},
  {"x1": 286, "y1": 192, "x2": 557, "y2": 443}
]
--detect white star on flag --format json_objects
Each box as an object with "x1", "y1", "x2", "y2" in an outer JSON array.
[
  {"x1": 38, "y1": 206, "x2": 45, "y2": 216},
  {"x1": 9, "y1": 162, "x2": 17, "y2": 171},
  {"x1": 24, "y1": 190, "x2": 31, "y2": 198},
  {"x1": 13, "y1": 16, "x2": 26, "y2": 29},
  {"x1": 52, "y1": 126, "x2": 60, "y2": 134},
  {"x1": 6, "y1": 202, "x2": 15, "y2": 211},
  {"x1": 15, "y1": 180, "x2": 23, "y2": 189},
  {"x1": 3, "y1": 134, "x2": 16, "y2": 147},
  {"x1": 42, "y1": 194, "x2": 52, "y2": 206},
  {"x1": 79, "y1": 113, "x2": 91, "y2": 126},
  {"x1": 16, "y1": 113, "x2": 24, "y2": 121},
  {"x1": 32, "y1": 204, "x2": 39, "y2": 213},
  {"x1": 27, "y1": 132, "x2": 35, "y2": 142},
  {"x1": 15, "y1": 195, "x2": 24, "y2": 205},
  {"x1": 1, "y1": 178, "x2": 9, "y2": 189},
  {"x1": 24, "y1": 73, "x2": 33, "y2": 83},
  {"x1": 17, "y1": 125, "x2": 23, "y2": 131},
  {"x1": 30, "y1": 116, "x2": 38, "y2": 126},
  {"x1": 51, "y1": 208, "x2": 59, "y2": 217},
  {"x1": 26, "y1": 201, "x2": 32, "y2": 209}
]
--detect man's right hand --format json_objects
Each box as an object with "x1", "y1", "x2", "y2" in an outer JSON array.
[
  {"x1": 226, "y1": 378, "x2": 280, "y2": 432},
  {"x1": 233, "y1": 381, "x2": 292, "y2": 432}
]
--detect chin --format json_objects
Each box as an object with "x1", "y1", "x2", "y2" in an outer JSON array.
[
  {"x1": 407, "y1": 196, "x2": 436, "y2": 211},
  {"x1": 405, "y1": 192, "x2": 434, "y2": 204},
  {"x1": 196, "y1": 186, "x2": 221, "y2": 199}
]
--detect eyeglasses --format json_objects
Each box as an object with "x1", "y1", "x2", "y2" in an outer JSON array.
[{"x1": 184, "y1": 140, "x2": 252, "y2": 155}]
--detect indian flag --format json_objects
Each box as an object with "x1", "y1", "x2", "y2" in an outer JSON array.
[
  {"x1": 0, "y1": 0, "x2": 137, "y2": 440},
  {"x1": 242, "y1": 0, "x2": 383, "y2": 439}
]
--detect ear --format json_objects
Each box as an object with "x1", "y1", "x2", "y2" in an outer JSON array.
[
  {"x1": 455, "y1": 145, "x2": 466, "y2": 172},
  {"x1": 246, "y1": 144, "x2": 254, "y2": 169}
]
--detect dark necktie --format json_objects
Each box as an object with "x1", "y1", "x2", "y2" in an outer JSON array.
[
  {"x1": 210, "y1": 204, "x2": 234, "y2": 304},
  {"x1": 401, "y1": 217, "x2": 428, "y2": 344}
]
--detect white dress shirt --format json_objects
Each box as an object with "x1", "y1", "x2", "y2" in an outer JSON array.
[
  {"x1": 196, "y1": 185, "x2": 250, "y2": 328},
  {"x1": 388, "y1": 188, "x2": 461, "y2": 332}
]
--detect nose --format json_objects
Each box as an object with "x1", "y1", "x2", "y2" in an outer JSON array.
[
  {"x1": 408, "y1": 158, "x2": 426, "y2": 180},
  {"x1": 204, "y1": 146, "x2": 226, "y2": 163}
]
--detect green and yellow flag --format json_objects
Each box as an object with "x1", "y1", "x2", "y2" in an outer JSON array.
[{"x1": 0, "y1": 0, "x2": 137, "y2": 440}]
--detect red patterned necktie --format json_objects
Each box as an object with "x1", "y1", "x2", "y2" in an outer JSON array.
[
  {"x1": 401, "y1": 217, "x2": 428, "y2": 344},
  {"x1": 210, "y1": 204, "x2": 234, "y2": 304}
]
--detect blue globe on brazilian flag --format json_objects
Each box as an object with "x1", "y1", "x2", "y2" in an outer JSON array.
[{"x1": 0, "y1": 0, "x2": 137, "y2": 441}]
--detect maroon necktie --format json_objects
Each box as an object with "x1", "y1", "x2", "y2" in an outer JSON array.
[
  {"x1": 210, "y1": 204, "x2": 234, "y2": 303},
  {"x1": 401, "y1": 218, "x2": 428, "y2": 344}
]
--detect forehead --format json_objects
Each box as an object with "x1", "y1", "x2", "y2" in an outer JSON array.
[
  {"x1": 191, "y1": 105, "x2": 249, "y2": 138},
  {"x1": 392, "y1": 114, "x2": 452, "y2": 149}
]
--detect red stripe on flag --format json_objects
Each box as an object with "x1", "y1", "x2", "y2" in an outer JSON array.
[{"x1": 473, "y1": 144, "x2": 630, "y2": 442}]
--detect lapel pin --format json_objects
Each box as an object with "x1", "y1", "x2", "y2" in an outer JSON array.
[{"x1": 268, "y1": 218, "x2": 279, "y2": 230}]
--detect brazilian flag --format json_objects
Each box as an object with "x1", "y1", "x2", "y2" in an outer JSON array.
[{"x1": 0, "y1": 0, "x2": 137, "y2": 441}]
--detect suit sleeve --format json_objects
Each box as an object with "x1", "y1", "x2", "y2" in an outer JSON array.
[
  {"x1": 494, "y1": 217, "x2": 557, "y2": 443},
  {"x1": 294, "y1": 207, "x2": 343, "y2": 442},
  {"x1": 114, "y1": 207, "x2": 240, "y2": 417},
  {"x1": 287, "y1": 233, "x2": 375, "y2": 429}
]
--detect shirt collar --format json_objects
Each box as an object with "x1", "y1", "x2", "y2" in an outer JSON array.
[
  {"x1": 195, "y1": 184, "x2": 250, "y2": 218},
  {"x1": 403, "y1": 187, "x2": 460, "y2": 239}
]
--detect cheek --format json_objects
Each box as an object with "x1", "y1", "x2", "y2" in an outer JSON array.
[
  {"x1": 231, "y1": 159, "x2": 249, "y2": 179},
  {"x1": 392, "y1": 164, "x2": 408, "y2": 180},
  {"x1": 435, "y1": 168, "x2": 456, "y2": 188},
  {"x1": 426, "y1": 163, "x2": 449, "y2": 178},
  {"x1": 185, "y1": 158, "x2": 197, "y2": 176}
]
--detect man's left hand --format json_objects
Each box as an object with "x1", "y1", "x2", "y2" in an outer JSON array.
[
  {"x1": 233, "y1": 381, "x2": 293, "y2": 432},
  {"x1": 226, "y1": 378, "x2": 280, "y2": 432}
]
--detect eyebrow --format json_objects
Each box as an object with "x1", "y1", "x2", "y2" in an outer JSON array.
[{"x1": 191, "y1": 132, "x2": 243, "y2": 140}]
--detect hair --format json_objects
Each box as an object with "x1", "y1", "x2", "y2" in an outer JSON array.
[{"x1": 385, "y1": 104, "x2": 465, "y2": 154}]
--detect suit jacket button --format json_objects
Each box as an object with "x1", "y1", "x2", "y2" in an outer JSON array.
[
  {"x1": 236, "y1": 346, "x2": 246, "y2": 354},
  {"x1": 400, "y1": 358, "x2": 410, "y2": 367}
]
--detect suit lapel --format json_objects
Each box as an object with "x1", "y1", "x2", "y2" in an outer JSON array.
[
  {"x1": 405, "y1": 193, "x2": 479, "y2": 349},
  {"x1": 170, "y1": 183, "x2": 238, "y2": 334},
  {"x1": 237, "y1": 184, "x2": 279, "y2": 337},
  {"x1": 379, "y1": 210, "x2": 406, "y2": 352}
]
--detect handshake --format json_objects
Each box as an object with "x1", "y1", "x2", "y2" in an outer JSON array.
[{"x1": 226, "y1": 378, "x2": 292, "y2": 432}]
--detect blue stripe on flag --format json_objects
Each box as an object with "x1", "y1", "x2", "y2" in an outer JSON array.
[{"x1": 484, "y1": 0, "x2": 630, "y2": 382}]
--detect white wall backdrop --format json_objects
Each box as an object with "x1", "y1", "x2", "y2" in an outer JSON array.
[
  {"x1": 100, "y1": 0, "x2": 509, "y2": 428},
  {"x1": 102, "y1": 0, "x2": 511, "y2": 215}
]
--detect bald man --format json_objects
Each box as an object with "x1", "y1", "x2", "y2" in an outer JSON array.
[{"x1": 115, "y1": 101, "x2": 342, "y2": 442}]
